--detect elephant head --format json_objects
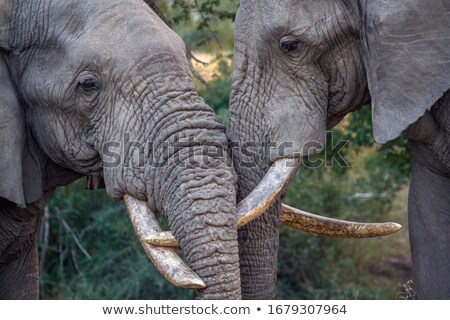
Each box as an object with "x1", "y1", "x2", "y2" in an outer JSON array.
[
  {"x1": 0, "y1": 0, "x2": 248, "y2": 299},
  {"x1": 227, "y1": 0, "x2": 449, "y2": 299}
]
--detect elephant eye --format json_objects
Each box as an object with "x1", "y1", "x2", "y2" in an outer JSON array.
[
  {"x1": 78, "y1": 78, "x2": 99, "y2": 93},
  {"x1": 280, "y1": 40, "x2": 299, "y2": 55}
]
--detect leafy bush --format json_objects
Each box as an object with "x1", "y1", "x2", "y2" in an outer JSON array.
[
  {"x1": 40, "y1": 181, "x2": 195, "y2": 299},
  {"x1": 276, "y1": 109, "x2": 412, "y2": 299}
]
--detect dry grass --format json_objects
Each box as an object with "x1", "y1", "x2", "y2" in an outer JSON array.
[
  {"x1": 350, "y1": 185, "x2": 413, "y2": 298},
  {"x1": 397, "y1": 280, "x2": 417, "y2": 300}
]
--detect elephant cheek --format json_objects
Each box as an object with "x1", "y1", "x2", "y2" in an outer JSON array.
[{"x1": 267, "y1": 93, "x2": 327, "y2": 160}]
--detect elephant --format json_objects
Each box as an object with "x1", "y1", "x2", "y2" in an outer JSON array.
[
  {"x1": 0, "y1": 0, "x2": 277, "y2": 300},
  {"x1": 226, "y1": 0, "x2": 450, "y2": 299}
]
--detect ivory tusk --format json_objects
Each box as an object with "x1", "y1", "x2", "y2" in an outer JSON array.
[
  {"x1": 144, "y1": 156, "x2": 401, "y2": 249},
  {"x1": 236, "y1": 158, "x2": 300, "y2": 228},
  {"x1": 145, "y1": 156, "x2": 299, "y2": 247},
  {"x1": 145, "y1": 231, "x2": 180, "y2": 247},
  {"x1": 124, "y1": 195, "x2": 205, "y2": 289},
  {"x1": 235, "y1": 157, "x2": 402, "y2": 237},
  {"x1": 281, "y1": 204, "x2": 402, "y2": 238},
  {"x1": 145, "y1": 202, "x2": 403, "y2": 248}
]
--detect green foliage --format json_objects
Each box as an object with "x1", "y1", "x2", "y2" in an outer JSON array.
[
  {"x1": 279, "y1": 162, "x2": 396, "y2": 299},
  {"x1": 161, "y1": 0, "x2": 238, "y2": 51},
  {"x1": 344, "y1": 105, "x2": 412, "y2": 194},
  {"x1": 277, "y1": 107, "x2": 412, "y2": 299},
  {"x1": 171, "y1": 0, "x2": 237, "y2": 27},
  {"x1": 40, "y1": 181, "x2": 195, "y2": 299},
  {"x1": 277, "y1": 229, "x2": 386, "y2": 299}
]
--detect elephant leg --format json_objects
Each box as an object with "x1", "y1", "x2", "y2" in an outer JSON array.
[
  {"x1": 408, "y1": 141, "x2": 450, "y2": 299},
  {"x1": 0, "y1": 228, "x2": 40, "y2": 299},
  {"x1": 0, "y1": 195, "x2": 50, "y2": 299}
]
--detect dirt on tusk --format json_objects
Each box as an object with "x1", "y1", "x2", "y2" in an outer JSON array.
[{"x1": 145, "y1": 231, "x2": 180, "y2": 247}]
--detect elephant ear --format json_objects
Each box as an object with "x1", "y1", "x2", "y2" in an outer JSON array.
[
  {"x1": 0, "y1": 51, "x2": 43, "y2": 208},
  {"x1": 360, "y1": 0, "x2": 450, "y2": 143}
]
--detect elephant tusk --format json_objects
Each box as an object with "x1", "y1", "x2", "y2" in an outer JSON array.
[
  {"x1": 146, "y1": 158, "x2": 301, "y2": 248},
  {"x1": 144, "y1": 156, "x2": 402, "y2": 249},
  {"x1": 145, "y1": 157, "x2": 301, "y2": 248},
  {"x1": 145, "y1": 202, "x2": 402, "y2": 248},
  {"x1": 123, "y1": 195, "x2": 206, "y2": 289},
  {"x1": 281, "y1": 204, "x2": 402, "y2": 238},
  {"x1": 236, "y1": 158, "x2": 301, "y2": 228},
  {"x1": 235, "y1": 157, "x2": 402, "y2": 236},
  {"x1": 144, "y1": 231, "x2": 180, "y2": 247}
]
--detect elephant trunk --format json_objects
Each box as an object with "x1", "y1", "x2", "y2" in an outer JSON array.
[
  {"x1": 162, "y1": 163, "x2": 241, "y2": 299},
  {"x1": 227, "y1": 76, "x2": 280, "y2": 298},
  {"x1": 153, "y1": 114, "x2": 241, "y2": 299},
  {"x1": 154, "y1": 96, "x2": 240, "y2": 298},
  {"x1": 101, "y1": 84, "x2": 241, "y2": 299},
  {"x1": 123, "y1": 162, "x2": 242, "y2": 300},
  {"x1": 231, "y1": 149, "x2": 281, "y2": 299}
]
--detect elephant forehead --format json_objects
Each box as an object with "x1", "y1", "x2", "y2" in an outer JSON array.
[
  {"x1": 84, "y1": 3, "x2": 183, "y2": 52},
  {"x1": 257, "y1": 0, "x2": 326, "y2": 19},
  {"x1": 239, "y1": 0, "x2": 329, "y2": 40},
  {"x1": 56, "y1": 1, "x2": 188, "y2": 73},
  {"x1": 44, "y1": 0, "x2": 184, "y2": 57}
]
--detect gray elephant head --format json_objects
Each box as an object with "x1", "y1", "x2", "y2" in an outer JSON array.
[
  {"x1": 227, "y1": 0, "x2": 449, "y2": 299},
  {"x1": 0, "y1": 0, "x2": 241, "y2": 299}
]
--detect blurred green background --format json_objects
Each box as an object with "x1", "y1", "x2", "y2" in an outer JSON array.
[{"x1": 39, "y1": 0, "x2": 414, "y2": 299}]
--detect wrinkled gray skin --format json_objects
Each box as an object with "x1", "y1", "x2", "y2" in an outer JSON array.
[
  {"x1": 227, "y1": 0, "x2": 449, "y2": 299},
  {"x1": 0, "y1": 0, "x2": 240, "y2": 299}
]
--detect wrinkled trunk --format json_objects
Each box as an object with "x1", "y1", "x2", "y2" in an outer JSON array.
[
  {"x1": 154, "y1": 115, "x2": 241, "y2": 299},
  {"x1": 152, "y1": 119, "x2": 241, "y2": 299},
  {"x1": 232, "y1": 161, "x2": 281, "y2": 299},
  {"x1": 101, "y1": 77, "x2": 241, "y2": 299},
  {"x1": 227, "y1": 136, "x2": 281, "y2": 299},
  {"x1": 227, "y1": 57, "x2": 280, "y2": 299},
  {"x1": 162, "y1": 164, "x2": 241, "y2": 299}
]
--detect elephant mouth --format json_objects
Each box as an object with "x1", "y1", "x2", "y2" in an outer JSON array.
[{"x1": 124, "y1": 158, "x2": 402, "y2": 289}]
